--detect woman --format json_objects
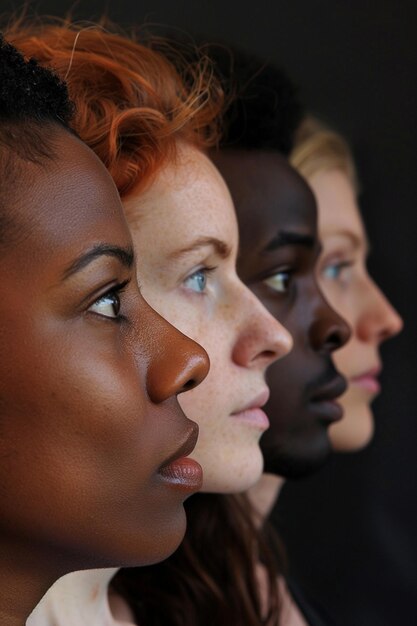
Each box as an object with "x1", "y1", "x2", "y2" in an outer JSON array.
[
  {"x1": 8, "y1": 21, "x2": 292, "y2": 625},
  {"x1": 291, "y1": 118, "x2": 403, "y2": 451},
  {"x1": 0, "y1": 36, "x2": 209, "y2": 626}
]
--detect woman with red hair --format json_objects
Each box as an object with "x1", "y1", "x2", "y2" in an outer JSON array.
[{"x1": 8, "y1": 20, "x2": 291, "y2": 626}]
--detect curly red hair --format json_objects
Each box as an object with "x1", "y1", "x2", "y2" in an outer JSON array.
[{"x1": 7, "y1": 20, "x2": 223, "y2": 197}]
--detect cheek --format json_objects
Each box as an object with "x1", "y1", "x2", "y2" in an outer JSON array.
[
  {"x1": 1, "y1": 321, "x2": 152, "y2": 494},
  {"x1": 179, "y1": 339, "x2": 229, "y2": 425},
  {"x1": 331, "y1": 338, "x2": 358, "y2": 378}
]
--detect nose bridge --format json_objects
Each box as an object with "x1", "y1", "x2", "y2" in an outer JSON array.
[
  {"x1": 358, "y1": 277, "x2": 403, "y2": 342},
  {"x1": 310, "y1": 281, "x2": 351, "y2": 353},
  {"x1": 232, "y1": 283, "x2": 292, "y2": 367},
  {"x1": 141, "y1": 304, "x2": 209, "y2": 404}
]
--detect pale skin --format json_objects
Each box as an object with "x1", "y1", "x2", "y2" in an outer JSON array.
[
  {"x1": 125, "y1": 143, "x2": 292, "y2": 494},
  {"x1": 312, "y1": 168, "x2": 403, "y2": 450}
]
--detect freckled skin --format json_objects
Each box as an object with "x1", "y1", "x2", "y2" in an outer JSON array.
[
  {"x1": 125, "y1": 143, "x2": 292, "y2": 493},
  {"x1": 0, "y1": 129, "x2": 209, "y2": 622},
  {"x1": 212, "y1": 149, "x2": 350, "y2": 477}
]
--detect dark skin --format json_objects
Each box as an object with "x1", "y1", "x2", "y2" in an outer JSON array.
[
  {"x1": 212, "y1": 149, "x2": 350, "y2": 477},
  {"x1": 0, "y1": 128, "x2": 209, "y2": 626}
]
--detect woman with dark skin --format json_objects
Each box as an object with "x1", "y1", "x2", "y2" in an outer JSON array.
[
  {"x1": 9, "y1": 22, "x2": 292, "y2": 626},
  {"x1": 208, "y1": 50, "x2": 350, "y2": 482},
  {"x1": 212, "y1": 52, "x2": 401, "y2": 625},
  {"x1": 0, "y1": 37, "x2": 209, "y2": 626}
]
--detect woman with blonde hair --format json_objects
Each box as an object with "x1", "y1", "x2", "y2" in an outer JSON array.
[{"x1": 291, "y1": 117, "x2": 403, "y2": 451}]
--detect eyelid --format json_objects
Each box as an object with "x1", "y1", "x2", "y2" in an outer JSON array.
[
  {"x1": 87, "y1": 278, "x2": 130, "y2": 315},
  {"x1": 262, "y1": 267, "x2": 293, "y2": 292},
  {"x1": 181, "y1": 264, "x2": 216, "y2": 284},
  {"x1": 261, "y1": 264, "x2": 293, "y2": 280}
]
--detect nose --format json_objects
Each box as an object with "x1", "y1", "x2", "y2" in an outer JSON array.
[
  {"x1": 310, "y1": 290, "x2": 351, "y2": 353},
  {"x1": 357, "y1": 279, "x2": 403, "y2": 344},
  {"x1": 144, "y1": 307, "x2": 210, "y2": 404},
  {"x1": 232, "y1": 288, "x2": 292, "y2": 368}
]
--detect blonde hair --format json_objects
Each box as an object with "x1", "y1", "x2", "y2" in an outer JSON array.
[{"x1": 290, "y1": 117, "x2": 359, "y2": 194}]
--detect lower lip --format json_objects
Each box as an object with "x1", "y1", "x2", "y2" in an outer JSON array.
[
  {"x1": 351, "y1": 375, "x2": 381, "y2": 395},
  {"x1": 310, "y1": 399, "x2": 343, "y2": 423},
  {"x1": 231, "y1": 407, "x2": 270, "y2": 431},
  {"x1": 158, "y1": 457, "x2": 203, "y2": 492}
]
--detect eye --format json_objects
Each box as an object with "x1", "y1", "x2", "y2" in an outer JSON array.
[
  {"x1": 263, "y1": 270, "x2": 291, "y2": 293},
  {"x1": 183, "y1": 267, "x2": 215, "y2": 294},
  {"x1": 88, "y1": 280, "x2": 129, "y2": 319},
  {"x1": 321, "y1": 260, "x2": 353, "y2": 281}
]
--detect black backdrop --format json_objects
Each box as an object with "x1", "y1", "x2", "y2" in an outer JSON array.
[{"x1": 2, "y1": 1, "x2": 416, "y2": 623}]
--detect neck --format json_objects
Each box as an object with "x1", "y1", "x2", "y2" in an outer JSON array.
[
  {"x1": 0, "y1": 541, "x2": 67, "y2": 626},
  {"x1": 27, "y1": 568, "x2": 128, "y2": 626},
  {"x1": 247, "y1": 473, "x2": 285, "y2": 523}
]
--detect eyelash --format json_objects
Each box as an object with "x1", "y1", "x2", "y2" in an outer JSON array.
[
  {"x1": 183, "y1": 266, "x2": 216, "y2": 294},
  {"x1": 88, "y1": 279, "x2": 130, "y2": 321}
]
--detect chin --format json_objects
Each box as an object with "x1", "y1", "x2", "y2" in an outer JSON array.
[
  {"x1": 110, "y1": 510, "x2": 188, "y2": 568},
  {"x1": 199, "y1": 447, "x2": 264, "y2": 493},
  {"x1": 262, "y1": 434, "x2": 332, "y2": 479},
  {"x1": 330, "y1": 400, "x2": 375, "y2": 452}
]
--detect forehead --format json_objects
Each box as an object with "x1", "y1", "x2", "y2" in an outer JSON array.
[
  {"x1": 8, "y1": 131, "x2": 129, "y2": 264},
  {"x1": 212, "y1": 149, "x2": 317, "y2": 239},
  {"x1": 125, "y1": 144, "x2": 238, "y2": 255},
  {"x1": 310, "y1": 169, "x2": 365, "y2": 242}
]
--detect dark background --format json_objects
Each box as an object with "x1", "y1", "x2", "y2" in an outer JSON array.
[{"x1": 2, "y1": 1, "x2": 416, "y2": 623}]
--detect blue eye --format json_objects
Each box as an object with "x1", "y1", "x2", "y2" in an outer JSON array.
[
  {"x1": 322, "y1": 261, "x2": 352, "y2": 281},
  {"x1": 263, "y1": 270, "x2": 291, "y2": 293},
  {"x1": 184, "y1": 269, "x2": 208, "y2": 293}
]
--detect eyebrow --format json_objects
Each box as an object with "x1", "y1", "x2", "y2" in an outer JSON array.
[
  {"x1": 168, "y1": 236, "x2": 232, "y2": 260},
  {"x1": 322, "y1": 229, "x2": 370, "y2": 254},
  {"x1": 63, "y1": 243, "x2": 135, "y2": 279},
  {"x1": 263, "y1": 231, "x2": 316, "y2": 252}
]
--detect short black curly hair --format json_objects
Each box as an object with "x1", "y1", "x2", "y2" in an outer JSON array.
[
  {"x1": 207, "y1": 44, "x2": 304, "y2": 155},
  {"x1": 0, "y1": 34, "x2": 74, "y2": 248}
]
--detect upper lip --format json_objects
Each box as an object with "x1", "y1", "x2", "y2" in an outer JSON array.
[
  {"x1": 159, "y1": 421, "x2": 199, "y2": 471},
  {"x1": 351, "y1": 364, "x2": 382, "y2": 381},
  {"x1": 231, "y1": 387, "x2": 270, "y2": 414},
  {"x1": 310, "y1": 374, "x2": 347, "y2": 403}
]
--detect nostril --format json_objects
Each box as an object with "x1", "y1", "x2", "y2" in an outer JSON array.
[
  {"x1": 325, "y1": 323, "x2": 351, "y2": 352},
  {"x1": 326, "y1": 330, "x2": 344, "y2": 351},
  {"x1": 181, "y1": 378, "x2": 197, "y2": 392},
  {"x1": 313, "y1": 317, "x2": 351, "y2": 353}
]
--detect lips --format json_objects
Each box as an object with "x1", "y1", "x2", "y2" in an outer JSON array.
[
  {"x1": 158, "y1": 422, "x2": 202, "y2": 492},
  {"x1": 230, "y1": 387, "x2": 271, "y2": 431},
  {"x1": 350, "y1": 365, "x2": 382, "y2": 395},
  {"x1": 309, "y1": 374, "x2": 347, "y2": 423},
  {"x1": 232, "y1": 387, "x2": 270, "y2": 414}
]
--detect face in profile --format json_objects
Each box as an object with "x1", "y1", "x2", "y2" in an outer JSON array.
[
  {"x1": 312, "y1": 168, "x2": 403, "y2": 450},
  {"x1": 212, "y1": 149, "x2": 350, "y2": 477},
  {"x1": 124, "y1": 143, "x2": 292, "y2": 493},
  {"x1": 0, "y1": 129, "x2": 210, "y2": 576}
]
